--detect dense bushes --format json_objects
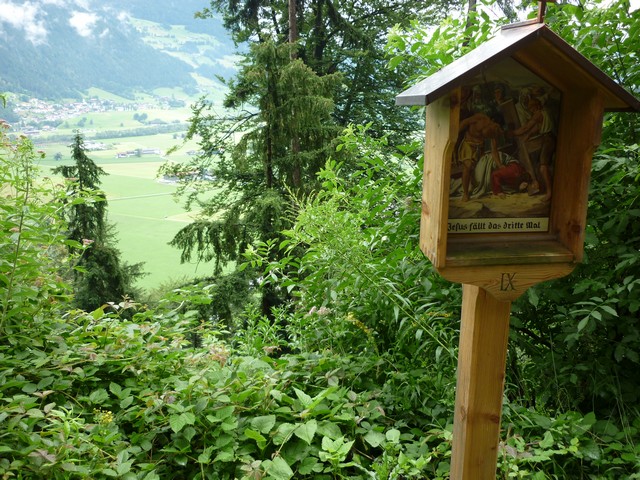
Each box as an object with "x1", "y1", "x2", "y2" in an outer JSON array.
[{"x1": 3, "y1": 109, "x2": 640, "y2": 478}]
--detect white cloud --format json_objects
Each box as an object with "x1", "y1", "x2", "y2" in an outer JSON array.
[
  {"x1": 218, "y1": 54, "x2": 242, "y2": 70},
  {"x1": 69, "y1": 10, "x2": 98, "y2": 37},
  {"x1": 41, "y1": 0, "x2": 67, "y2": 6},
  {"x1": 0, "y1": 1, "x2": 48, "y2": 45}
]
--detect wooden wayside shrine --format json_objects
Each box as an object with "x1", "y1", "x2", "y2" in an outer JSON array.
[{"x1": 396, "y1": 18, "x2": 640, "y2": 480}]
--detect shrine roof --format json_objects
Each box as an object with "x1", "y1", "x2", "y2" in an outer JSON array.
[{"x1": 396, "y1": 22, "x2": 640, "y2": 112}]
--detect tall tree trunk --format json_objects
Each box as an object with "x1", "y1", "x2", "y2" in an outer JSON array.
[
  {"x1": 289, "y1": 0, "x2": 302, "y2": 189},
  {"x1": 463, "y1": 0, "x2": 477, "y2": 47},
  {"x1": 289, "y1": 0, "x2": 298, "y2": 58}
]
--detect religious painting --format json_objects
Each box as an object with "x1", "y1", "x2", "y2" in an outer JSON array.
[{"x1": 448, "y1": 57, "x2": 561, "y2": 234}]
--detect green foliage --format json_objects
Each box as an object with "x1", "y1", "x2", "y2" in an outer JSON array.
[
  {"x1": 0, "y1": 297, "x2": 455, "y2": 479},
  {"x1": 243, "y1": 125, "x2": 461, "y2": 423},
  {"x1": 52, "y1": 133, "x2": 144, "y2": 311},
  {"x1": 199, "y1": 0, "x2": 452, "y2": 139},
  {"x1": 548, "y1": 0, "x2": 639, "y2": 142},
  {"x1": 499, "y1": 406, "x2": 640, "y2": 478},
  {"x1": 167, "y1": 40, "x2": 341, "y2": 265},
  {"x1": 163, "y1": 40, "x2": 342, "y2": 315},
  {"x1": 386, "y1": 0, "x2": 506, "y2": 84},
  {"x1": 510, "y1": 142, "x2": 640, "y2": 416},
  {"x1": 52, "y1": 133, "x2": 109, "y2": 245},
  {"x1": 0, "y1": 120, "x2": 71, "y2": 337},
  {"x1": 501, "y1": 0, "x2": 640, "y2": 419},
  {"x1": 3, "y1": 1, "x2": 640, "y2": 478}
]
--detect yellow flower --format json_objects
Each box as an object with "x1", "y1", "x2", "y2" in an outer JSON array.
[{"x1": 93, "y1": 408, "x2": 114, "y2": 425}]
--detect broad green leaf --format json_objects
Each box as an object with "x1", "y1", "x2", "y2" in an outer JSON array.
[
  {"x1": 363, "y1": 430, "x2": 386, "y2": 448},
  {"x1": 89, "y1": 388, "x2": 109, "y2": 404},
  {"x1": 21, "y1": 383, "x2": 37, "y2": 394},
  {"x1": 244, "y1": 428, "x2": 267, "y2": 450},
  {"x1": 251, "y1": 414, "x2": 276, "y2": 434},
  {"x1": 213, "y1": 451, "x2": 234, "y2": 462},
  {"x1": 208, "y1": 405, "x2": 234, "y2": 423},
  {"x1": 539, "y1": 431, "x2": 554, "y2": 449},
  {"x1": 577, "y1": 316, "x2": 590, "y2": 332},
  {"x1": 197, "y1": 446, "x2": 214, "y2": 464},
  {"x1": 530, "y1": 413, "x2": 552, "y2": 429},
  {"x1": 26, "y1": 408, "x2": 44, "y2": 418},
  {"x1": 294, "y1": 420, "x2": 317, "y2": 445},
  {"x1": 317, "y1": 421, "x2": 342, "y2": 440},
  {"x1": 336, "y1": 439, "x2": 355, "y2": 458},
  {"x1": 298, "y1": 456, "x2": 322, "y2": 475},
  {"x1": 582, "y1": 412, "x2": 597, "y2": 427},
  {"x1": 169, "y1": 414, "x2": 186, "y2": 433},
  {"x1": 527, "y1": 288, "x2": 539, "y2": 308},
  {"x1": 263, "y1": 456, "x2": 294, "y2": 480},
  {"x1": 293, "y1": 387, "x2": 312, "y2": 407},
  {"x1": 109, "y1": 382, "x2": 122, "y2": 396},
  {"x1": 183, "y1": 426, "x2": 196, "y2": 441},
  {"x1": 273, "y1": 422, "x2": 297, "y2": 445},
  {"x1": 169, "y1": 412, "x2": 195, "y2": 433},
  {"x1": 580, "y1": 440, "x2": 601, "y2": 460},
  {"x1": 385, "y1": 428, "x2": 401, "y2": 443},
  {"x1": 215, "y1": 434, "x2": 234, "y2": 448}
]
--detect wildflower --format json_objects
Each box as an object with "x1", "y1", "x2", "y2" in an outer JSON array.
[
  {"x1": 93, "y1": 408, "x2": 114, "y2": 425},
  {"x1": 209, "y1": 343, "x2": 229, "y2": 366},
  {"x1": 82, "y1": 238, "x2": 94, "y2": 246}
]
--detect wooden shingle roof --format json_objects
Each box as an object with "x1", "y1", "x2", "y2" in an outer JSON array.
[{"x1": 396, "y1": 22, "x2": 640, "y2": 112}]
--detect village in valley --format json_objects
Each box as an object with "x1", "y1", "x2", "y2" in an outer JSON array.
[
  {"x1": 12, "y1": 94, "x2": 186, "y2": 139},
  {"x1": 7, "y1": 93, "x2": 192, "y2": 161}
]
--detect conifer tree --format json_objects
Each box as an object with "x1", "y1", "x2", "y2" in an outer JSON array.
[
  {"x1": 167, "y1": 0, "x2": 457, "y2": 317},
  {"x1": 53, "y1": 133, "x2": 143, "y2": 311},
  {"x1": 166, "y1": 41, "x2": 340, "y2": 315}
]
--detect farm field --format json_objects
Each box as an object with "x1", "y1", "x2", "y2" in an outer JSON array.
[
  {"x1": 102, "y1": 161, "x2": 209, "y2": 293},
  {"x1": 40, "y1": 154, "x2": 216, "y2": 293},
  {"x1": 23, "y1": 85, "x2": 229, "y2": 294}
]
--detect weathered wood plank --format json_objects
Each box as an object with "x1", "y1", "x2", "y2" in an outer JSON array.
[
  {"x1": 451, "y1": 285, "x2": 511, "y2": 479},
  {"x1": 420, "y1": 92, "x2": 458, "y2": 268},
  {"x1": 445, "y1": 239, "x2": 574, "y2": 267},
  {"x1": 438, "y1": 263, "x2": 575, "y2": 301}
]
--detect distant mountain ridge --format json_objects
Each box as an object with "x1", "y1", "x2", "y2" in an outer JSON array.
[{"x1": 0, "y1": 0, "x2": 234, "y2": 100}]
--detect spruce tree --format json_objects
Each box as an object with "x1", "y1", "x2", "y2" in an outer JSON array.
[
  {"x1": 167, "y1": 0, "x2": 456, "y2": 317},
  {"x1": 166, "y1": 41, "x2": 340, "y2": 316},
  {"x1": 53, "y1": 133, "x2": 143, "y2": 311}
]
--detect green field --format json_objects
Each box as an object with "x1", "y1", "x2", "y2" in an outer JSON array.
[
  {"x1": 40, "y1": 155, "x2": 215, "y2": 293},
  {"x1": 24, "y1": 85, "x2": 231, "y2": 294}
]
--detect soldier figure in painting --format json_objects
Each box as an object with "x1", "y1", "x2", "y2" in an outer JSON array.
[{"x1": 509, "y1": 94, "x2": 556, "y2": 201}]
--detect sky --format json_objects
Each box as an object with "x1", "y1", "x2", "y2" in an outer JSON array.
[
  {"x1": 1, "y1": 0, "x2": 638, "y2": 47},
  {"x1": 0, "y1": 0, "x2": 116, "y2": 45}
]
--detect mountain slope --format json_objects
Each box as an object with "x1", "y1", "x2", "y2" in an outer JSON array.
[{"x1": 0, "y1": 0, "x2": 233, "y2": 100}]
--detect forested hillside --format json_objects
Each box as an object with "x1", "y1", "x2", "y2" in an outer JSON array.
[{"x1": 0, "y1": 0, "x2": 233, "y2": 99}]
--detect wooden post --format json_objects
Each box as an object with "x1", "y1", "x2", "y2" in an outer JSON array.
[{"x1": 451, "y1": 284, "x2": 511, "y2": 479}]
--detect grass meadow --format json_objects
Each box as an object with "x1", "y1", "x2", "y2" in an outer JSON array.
[
  {"x1": 28, "y1": 85, "x2": 230, "y2": 295},
  {"x1": 39, "y1": 140, "x2": 216, "y2": 294}
]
